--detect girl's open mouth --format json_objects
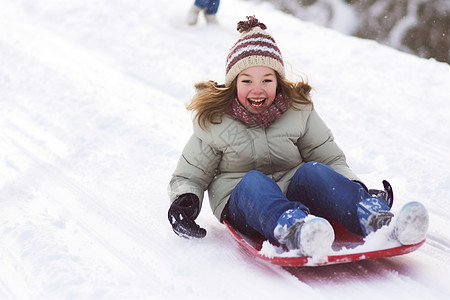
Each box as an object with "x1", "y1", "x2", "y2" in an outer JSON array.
[{"x1": 248, "y1": 98, "x2": 266, "y2": 108}]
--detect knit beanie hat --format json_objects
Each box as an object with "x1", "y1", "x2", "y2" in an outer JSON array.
[{"x1": 225, "y1": 16, "x2": 285, "y2": 86}]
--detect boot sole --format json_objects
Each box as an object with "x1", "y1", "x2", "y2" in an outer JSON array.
[
  {"x1": 395, "y1": 201, "x2": 429, "y2": 245},
  {"x1": 300, "y1": 217, "x2": 335, "y2": 257}
]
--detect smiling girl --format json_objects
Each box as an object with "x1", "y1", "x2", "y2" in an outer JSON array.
[{"x1": 167, "y1": 16, "x2": 428, "y2": 256}]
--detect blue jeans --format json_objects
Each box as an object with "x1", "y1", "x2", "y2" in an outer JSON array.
[
  {"x1": 227, "y1": 162, "x2": 390, "y2": 242},
  {"x1": 194, "y1": 0, "x2": 220, "y2": 15}
]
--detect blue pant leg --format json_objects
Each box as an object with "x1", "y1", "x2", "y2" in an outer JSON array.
[
  {"x1": 287, "y1": 162, "x2": 389, "y2": 236},
  {"x1": 194, "y1": 0, "x2": 220, "y2": 14},
  {"x1": 194, "y1": 0, "x2": 208, "y2": 9},
  {"x1": 228, "y1": 170, "x2": 309, "y2": 242},
  {"x1": 205, "y1": 0, "x2": 220, "y2": 14}
]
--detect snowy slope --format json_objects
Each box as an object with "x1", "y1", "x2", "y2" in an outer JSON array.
[{"x1": 1, "y1": 0, "x2": 450, "y2": 299}]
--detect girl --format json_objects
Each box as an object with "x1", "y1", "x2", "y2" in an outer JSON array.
[{"x1": 168, "y1": 16, "x2": 428, "y2": 256}]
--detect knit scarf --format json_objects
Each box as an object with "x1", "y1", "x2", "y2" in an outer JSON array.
[{"x1": 227, "y1": 93, "x2": 289, "y2": 128}]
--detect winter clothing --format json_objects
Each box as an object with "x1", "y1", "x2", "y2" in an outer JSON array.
[
  {"x1": 169, "y1": 105, "x2": 361, "y2": 222},
  {"x1": 168, "y1": 194, "x2": 207, "y2": 238},
  {"x1": 228, "y1": 170, "x2": 310, "y2": 241},
  {"x1": 368, "y1": 180, "x2": 394, "y2": 208},
  {"x1": 392, "y1": 201, "x2": 428, "y2": 245},
  {"x1": 186, "y1": 1, "x2": 220, "y2": 26},
  {"x1": 186, "y1": 5, "x2": 201, "y2": 26},
  {"x1": 228, "y1": 92, "x2": 289, "y2": 128},
  {"x1": 225, "y1": 16, "x2": 284, "y2": 86},
  {"x1": 194, "y1": 0, "x2": 220, "y2": 15},
  {"x1": 227, "y1": 162, "x2": 390, "y2": 241},
  {"x1": 356, "y1": 197, "x2": 393, "y2": 236},
  {"x1": 277, "y1": 216, "x2": 335, "y2": 256},
  {"x1": 167, "y1": 16, "x2": 428, "y2": 248}
]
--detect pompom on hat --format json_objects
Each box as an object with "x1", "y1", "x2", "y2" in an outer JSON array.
[{"x1": 225, "y1": 16, "x2": 285, "y2": 86}]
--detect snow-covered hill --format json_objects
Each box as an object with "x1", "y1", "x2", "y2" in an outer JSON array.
[{"x1": 1, "y1": 0, "x2": 449, "y2": 299}]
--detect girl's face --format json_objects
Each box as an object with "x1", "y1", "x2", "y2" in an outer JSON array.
[{"x1": 236, "y1": 66, "x2": 277, "y2": 114}]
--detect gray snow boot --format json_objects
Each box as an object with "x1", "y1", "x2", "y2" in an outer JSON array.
[
  {"x1": 392, "y1": 201, "x2": 429, "y2": 245},
  {"x1": 357, "y1": 197, "x2": 394, "y2": 235},
  {"x1": 204, "y1": 13, "x2": 218, "y2": 24},
  {"x1": 274, "y1": 209, "x2": 334, "y2": 257},
  {"x1": 186, "y1": 5, "x2": 201, "y2": 25}
]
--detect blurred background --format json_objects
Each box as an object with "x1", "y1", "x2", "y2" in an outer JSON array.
[{"x1": 251, "y1": 0, "x2": 450, "y2": 64}]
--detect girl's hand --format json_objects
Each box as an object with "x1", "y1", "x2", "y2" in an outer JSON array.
[{"x1": 168, "y1": 194, "x2": 207, "y2": 239}]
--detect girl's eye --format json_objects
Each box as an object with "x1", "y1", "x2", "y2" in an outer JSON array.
[
  {"x1": 241, "y1": 80, "x2": 251, "y2": 83},
  {"x1": 263, "y1": 79, "x2": 273, "y2": 83}
]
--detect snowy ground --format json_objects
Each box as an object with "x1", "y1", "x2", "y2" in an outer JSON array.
[{"x1": 1, "y1": 0, "x2": 450, "y2": 299}]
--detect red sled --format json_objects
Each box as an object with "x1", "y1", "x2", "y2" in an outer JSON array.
[{"x1": 224, "y1": 220, "x2": 425, "y2": 267}]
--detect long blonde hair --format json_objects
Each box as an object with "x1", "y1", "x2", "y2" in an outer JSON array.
[{"x1": 187, "y1": 72, "x2": 313, "y2": 129}]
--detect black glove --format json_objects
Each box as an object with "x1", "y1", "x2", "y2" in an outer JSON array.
[
  {"x1": 368, "y1": 180, "x2": 394, "y2": 208},
  {"x1": 168, "y1": 193, "x2": 207, "y2": 239}
]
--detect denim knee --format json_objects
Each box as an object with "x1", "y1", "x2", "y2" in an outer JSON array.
[
  {"x1": 239, "y1": 170, "x2": 266, "y2": 186},
  {"x1": 299, "y1": 161, "x2": 329, "y2": 175}
]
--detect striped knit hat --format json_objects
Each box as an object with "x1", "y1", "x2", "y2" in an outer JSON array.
[{"x1": 225, "y1": 16, "x2": 285, "y2": 86}]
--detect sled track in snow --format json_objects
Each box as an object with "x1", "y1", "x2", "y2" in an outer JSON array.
[
  {"x1": 0, "y1": 116, "x2": 169, "y2": 297},
  {"x1": 10, "y1": 135, "x2": 162, "y2": 273}
]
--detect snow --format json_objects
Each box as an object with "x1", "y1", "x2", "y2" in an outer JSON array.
[{"x1": 1, "y1": 0, "x2": 450, "y2": 299}]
